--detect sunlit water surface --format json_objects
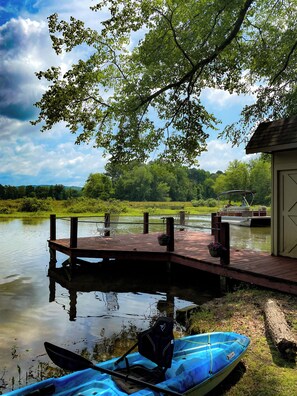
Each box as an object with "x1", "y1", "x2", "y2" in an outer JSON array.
[{"x1": 0, "y1": 216, "x2": 270, "y2": 393}]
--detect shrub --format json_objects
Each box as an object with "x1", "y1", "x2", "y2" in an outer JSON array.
[
  {"x1": 64, "y1": 198, "x2": 128, "y2": 214},
  {"x1": 18, "y1": 198, "x2": 52, "y2": 212},
  {"x1": 191, "y1": 199, "x2": 206, "y2": 207},
  {"x1": 206, "y1": 198, "x2": 217, "y2": 207},
  {"x1": 0, "y1": 207, "x2": 12, "y2": 214}
]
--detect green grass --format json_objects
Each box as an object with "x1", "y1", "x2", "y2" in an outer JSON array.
[
  {"x1": 189, "y1": 288, "x2": 297, "y2": 396},
  {"x1": 0, "y1": 199, "x2": 218, "y2": 218},
  {"x1": 0, "y1": 198, "x2": 271, "y2": 219}
]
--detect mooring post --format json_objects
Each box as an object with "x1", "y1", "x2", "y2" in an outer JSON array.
[
  {"x1": 219, "y1": 222, "x2": 230, "y2": 265},
  {"x1": 49, "y1": 214, "x2": 57, "y2": 268},
  {"x1": 143, "y1": 212, "x2": 149, "y2": 234},
  {"x1": 213, "y1": 215, "x2": 221, "y2": 243},
  {"x1": 50, "y1": 214, "x2": 56, "y2": 240},
  {"x1": 166, "y1": 217, "x2": 174, "y2": 252},
  {"x1": 104, "y1": 213, "x2": 111, "y2": 237},
  {"x1": 211, "y1": 213, "x2": 216, "y2": 235},
  {"x1": 70, "y1": 217, "x2": 78, "y2": 248},
  {"x1": 179, "y1": 211, "x2": 185, "y2": 231}
]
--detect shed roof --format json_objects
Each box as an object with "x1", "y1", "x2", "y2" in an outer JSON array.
[{"x1": 246, "y1": 115, "x2": 297, "y2": 154}]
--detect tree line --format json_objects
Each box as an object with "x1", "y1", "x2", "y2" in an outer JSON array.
[
  {"x1": 83, "y1": 155, "x2": 271, "y2": 205},
  {"x1": 1, "y1": 156, "x2": 271, "y2": 206},
  {"x1": 0, "y1": 184, "x2": 81, "y2": 200}
]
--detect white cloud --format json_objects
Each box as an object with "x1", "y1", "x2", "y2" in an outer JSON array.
[
  {"x1": 201, "y1": 87, "x2": 254, "y2": 109},
  {"x1": 0, "y1": 10, "x2": 101, "y2": 124},
  {"x1": 198, "y1": 139, "x2": 256, "y2": 173},
  {"x1": 0, "y1": 119, "x2": 107, "y2": 186},
  {"x1": 0, "y1": 17, "x2": 57, "y2": 121},
  {"x1": 34, "y1": 0, "x2": 109, "y2": 30}
]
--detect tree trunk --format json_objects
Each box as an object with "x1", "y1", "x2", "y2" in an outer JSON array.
[{"x1": 264, "y1": 299, "x2": 297, "y2": 361}]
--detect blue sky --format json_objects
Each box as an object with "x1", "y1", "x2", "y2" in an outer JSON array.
[{"x1": 0, "y1": 1, "x2": 256, "y2": 187}]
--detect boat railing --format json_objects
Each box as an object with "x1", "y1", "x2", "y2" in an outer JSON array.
[{"x1": 219, "y1": 205, "x2": 268, "y2": 217}]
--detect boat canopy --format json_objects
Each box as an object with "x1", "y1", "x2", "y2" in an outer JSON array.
[{"x1": 218, "y1": 190, "x2": 255, "y2": 206}]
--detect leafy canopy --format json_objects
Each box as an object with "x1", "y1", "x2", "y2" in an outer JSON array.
[{"x1": 33, "y1": 0, "x2": 297, "y2": 165}]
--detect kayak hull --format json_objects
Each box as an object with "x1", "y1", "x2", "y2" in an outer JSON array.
[{"x1": 6, "y1": 332, "x2": 250, "y2": 396}]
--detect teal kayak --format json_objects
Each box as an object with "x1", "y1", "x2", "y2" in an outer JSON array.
[{"x1": 6, "y1": 320, "x2": 250, "y2": 396}]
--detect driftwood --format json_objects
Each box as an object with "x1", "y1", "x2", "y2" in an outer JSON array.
[{"x1": 264, "y1": 299, "x2": 297, "y2": 361}]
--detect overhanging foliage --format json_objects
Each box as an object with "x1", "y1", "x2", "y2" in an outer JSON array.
[{"x1": 32, "y1": 0, "x2": 297, "y2": 165}]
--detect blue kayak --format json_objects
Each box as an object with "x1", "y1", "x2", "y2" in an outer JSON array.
[{"x1": 6, "y1": 318, "x2": 250, "y2": 396}]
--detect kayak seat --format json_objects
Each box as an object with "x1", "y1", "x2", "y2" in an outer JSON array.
[
  {"x1": 114, "y1": 317, "x2": 174, "y2": 394},
  {"x1": 137, "y1": 316, "x2": 174, "y2": 369}
]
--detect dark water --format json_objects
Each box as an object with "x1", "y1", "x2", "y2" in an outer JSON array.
[{"x1": 0, "y1": 216, "x2": 271, "y2": 393}]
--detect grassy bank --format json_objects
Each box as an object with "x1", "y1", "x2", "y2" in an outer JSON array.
[
  {"x1": 0, "y1": 198, "x2": 216, "y2": 218},
  {"x1": 0, "y1": 198, "x2": 270, "y2": 218},
  {"x1": 189, "y1": 288, "x2": 297, "y2": 396}
]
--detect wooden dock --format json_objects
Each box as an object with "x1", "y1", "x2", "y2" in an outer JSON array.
[{"x1": 48, "y1": 229, "x2": 297, "y2": 296}]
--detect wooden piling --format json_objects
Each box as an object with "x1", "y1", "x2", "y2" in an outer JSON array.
[
  {"x1": 104, "y1": 213, "x2": 111, "y2": 237},
  {"x1": 219, "y1": 222, "x2": 230, "y2": 265},
  {"x1": 70, "y1": 217, "x2": 78, "y2": 248},
  {"x1": 211, "y1": 213, "x2": 216, "y2": 235},
  {"x1": 50, "y1": 214, "x2": 56, "y2": 240},
  {"x1": 49, "y1": 215, "x2": 57, "y2": 267},
  {"x1": 213, "y1": 215, "x2": 222, "y2": 243},
  {"x1": 166, "y1": 217, "x2": 174, "y2": 252},
  {"x1": 179, "y1": 211, "x2": 185, "y2": 231},
  {"x1": 143, "y1": 212, "x2": 149, "y2": 234}
]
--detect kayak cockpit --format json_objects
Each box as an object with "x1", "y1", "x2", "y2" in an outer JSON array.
[{"x1": 113, "y1": 317, "x2": 174, "y2": 394}]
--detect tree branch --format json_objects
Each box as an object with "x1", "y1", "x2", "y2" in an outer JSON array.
[
  {"x1": 272, "y1": 38, "x2": 297, "y2": 84},
  {"x1": 135, "y1": 0, "x2": 255, "y2": 109},
  {"x1": 155, "y1": 7, "x2": 195, "y2": 67}
]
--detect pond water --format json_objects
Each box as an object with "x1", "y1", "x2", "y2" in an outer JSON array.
[{"x1": 0, "y1": 216, "x2": 271, "y2": 393}]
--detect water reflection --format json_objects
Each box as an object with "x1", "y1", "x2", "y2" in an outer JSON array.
[
  {"x1": 229, "y1": 225, "x2": 271, "y2": 252},
  {"x1": 48, "y1": 259, "x2": 218, "y2": 322}
]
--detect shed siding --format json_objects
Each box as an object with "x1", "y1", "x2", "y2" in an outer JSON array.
[{"x1": 273, "y1": 149, "x2": 297, "y2": 257}]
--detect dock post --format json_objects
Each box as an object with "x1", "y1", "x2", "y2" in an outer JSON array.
[
  {"x1": 143, "y1": 212, "x2": 149, "y2": 234},
  {"x1": 179, "y1": 211, "x2": 185, "y2": 231},
  {"x1": 219, "y1": 222, "x2": 230, "y2": 265},
  {"x1": 49, "y1": 214, "x2": 57, "y2": 268},
  {"x1": 213, "y1": 215, "x2": 221, "y2": 243},
  {"x1": 50, "y1": 214, "x2": 56, "y2": 240},
  {"x1": 104, "y1": 213, "x2": 111, "y2": 237},
  {"x1": 211, "y1": 213, "x2": 216, "y2": 235},
  {"x1": 166, "y1": 217, "x2": 174, "y2": 252},
  {"x1": 70, "y1": 217, "x2": 78, "y2": 248}
]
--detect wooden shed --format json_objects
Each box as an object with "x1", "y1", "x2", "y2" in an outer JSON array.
[{"x1": 246, "y1": 115, "x2": 297, "y2": 258}]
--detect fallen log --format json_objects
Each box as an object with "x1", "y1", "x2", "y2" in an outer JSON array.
[{"x1": 264, "y1": 299, "x2": 297, "y2": 361}]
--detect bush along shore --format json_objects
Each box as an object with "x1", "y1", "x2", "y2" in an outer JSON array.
[
  {"x1": 0, "y1": 198, "x2": 219, "y2": 217},
  {"x1": 0, "y1": 197, "x2": 270, "y2": 218}
]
